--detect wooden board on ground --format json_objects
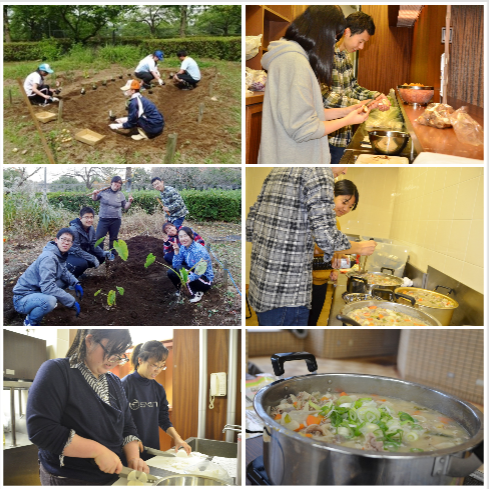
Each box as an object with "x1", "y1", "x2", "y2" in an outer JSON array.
[
  {"x1": 35, "y1": 111, "x2": 57, "y2": 123},
  {"x1": 356, "y1": 154, "x2": 409, "y2": 164},
  {"x1": 74, "y1": 128, "x2": 106, "y2": 146}
]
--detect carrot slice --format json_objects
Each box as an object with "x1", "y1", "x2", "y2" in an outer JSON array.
[
  {"x1": 293, "y1": 423, "x2": 305, "y2": 432},
  {"x1": 439, "y1": 417, "x2": 452, "y2": 424},
  {"x1": 339, "y1": 392, "x2": 348, "y2": 397},
  {"x1": 413, "y1": 411, "x2": 421, "y2": 415},
  {"x1": 306, "y1": 414, "x2": 323, "y2": 426},
  {"x1": 368, "y1": 306, "x2": 377, "y2": 310},
  {"x1": 274, "y1": 414, "x2": 282, "y2": 420},
  {"x1": 304, "y1": 433, "x2": 313, "y2": 438}
]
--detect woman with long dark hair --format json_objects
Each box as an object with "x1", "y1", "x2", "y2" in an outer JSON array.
[
  {"x1": 121, "y1": 341, "x2": 191, "y2": 459},
  {"x1": 258, "y1": 6, "x2": 371, "y2": 165},
  {"x1": 26, "y1": 329, "x2": 149, "y2": 485}
]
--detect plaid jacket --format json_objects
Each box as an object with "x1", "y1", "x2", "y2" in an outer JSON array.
[
  {"x1": 322, "y1": 47, "x2": 376, "y2": 148},
  {"x1": 246, "y1": 168, "x2": 350, "y2": 313},
  {"x1": 159, "y1": 186, "x2": 188, "y2": 221}
]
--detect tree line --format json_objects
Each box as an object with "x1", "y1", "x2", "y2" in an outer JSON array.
[{"x1": 3, "y1": 5, "x2": 241, "y2": 43}]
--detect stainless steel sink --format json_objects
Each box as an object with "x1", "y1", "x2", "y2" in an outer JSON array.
[{"x1": 184, "y1": 437, "x2": 237, "y2": 458}]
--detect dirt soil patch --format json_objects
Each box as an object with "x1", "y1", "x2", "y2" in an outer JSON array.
[
  {"x1": 4, "y1": 64, "x2": 240, "y2": 163},
  {"x1": 4, "y1": 235, "x2": 240, "y2": 326}
]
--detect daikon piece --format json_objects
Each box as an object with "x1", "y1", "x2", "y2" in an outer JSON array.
[
  {"x1": 127, "y1": 470, "x2": 138, "y2": 481},
  {"x1": 138, "y1": 472, "x2": 148, "y2": 483}
]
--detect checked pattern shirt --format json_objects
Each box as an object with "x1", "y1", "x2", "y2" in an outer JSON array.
[{"x1": 246, "y1": 168, "x2": 350, "y2": 313}]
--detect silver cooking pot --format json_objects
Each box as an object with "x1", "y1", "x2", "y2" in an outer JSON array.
[
  {"x1": 337, "y1": 296, "x2": 442, "y2": 326},
  {"x1": 254, "y1": 352, "x2": 483, "y2": 485},
  {"x1": 346, "y1": 267, "x2": 404, "y2": 295}
]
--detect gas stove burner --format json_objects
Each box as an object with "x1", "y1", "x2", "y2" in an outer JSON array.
[{"x1": 246, "y1": 456, "x2": 270, "y2": 485}]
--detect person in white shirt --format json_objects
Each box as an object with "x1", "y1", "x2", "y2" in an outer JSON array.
[
  {"x1": 173, "y1": 50, "x2": 201, "y2": 90},
  {"x1": 135, "y1": 51, "x2": 165, "y2": 89},
  {"x1": 23, "y1": 63, "x2": 60, "y2": 106}
]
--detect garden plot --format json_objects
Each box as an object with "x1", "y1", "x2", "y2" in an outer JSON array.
[
  {"x1": 4, "y1": 64, "x2": 240, "y2": 164},
  {"x1": 3, "y1": 235, "x2": 235, "y2": 326}
]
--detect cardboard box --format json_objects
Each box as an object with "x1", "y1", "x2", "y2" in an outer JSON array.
[
  {"x1": 35, "y1": 111, "x2": 57, "y2": 123},
  {"x1": 74, "y1": 129, "x2": 106, "y2": 146}
]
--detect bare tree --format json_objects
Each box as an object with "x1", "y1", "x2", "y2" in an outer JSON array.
[{"x1": 63, "y1": 167, "x2": 119, "y2": 189}]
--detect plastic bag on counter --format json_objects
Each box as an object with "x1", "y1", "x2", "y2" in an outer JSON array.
[
  {"x1": 415, "y1": 103, "x2": 454, "y2": 129},
  {"x1": 184, "y1": 459, "x2": 233, "y2": 485},
  {"x1": 365, "y1": 106, "x2": 403, "y2": 130},
  {"x1": 246, "y1": 34, "x2": 262, "y2": 60},
  {"x1": 245, "y1": 67, "x2": 267, "y2": 91},
  {"x1": 449, "y1": 106, "x2": 484, "y2": 146}
]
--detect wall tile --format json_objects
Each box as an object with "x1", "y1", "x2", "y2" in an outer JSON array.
[
  {"x1": 464, "y1": 220, "x2": 484, "y2": 266},
  {"x1": 460, "y1": 262, "x2": 484, "y2": 295},
  {"x1": 453, "y1": 178, "x2": 478, "y2": 220},
  {"x1": 446, "y1": 220, "x2": 471, "y2": 260}
]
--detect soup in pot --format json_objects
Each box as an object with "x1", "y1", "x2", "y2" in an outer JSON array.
[
  {"x1": 269, "y1": 391, "x2": 470, "y2": 453},
  {"x1": 401, "y1": 289, "x2": 456, "y2": 309},
  {"x1": 357, "y1": 272, "x2": 401, "y2": 286},
  {"x1": 349, "y1": 305, "x2": 429, "y2": 326}
]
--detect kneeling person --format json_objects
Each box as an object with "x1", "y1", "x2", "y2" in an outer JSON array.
[
  {"x1": 173, "y1": 50, "x2": 201, "y2": 90},
  {"x1": 67, "y1": 206, "x2": 110, "y2": 278},
  {"x1": 162, "y1": 222, "x2": 205, "y2": 265},
  {"x1": 13, "y1": 228, "x2": 83, "y2": 326},
  {"x1": 23, "y1": 63, "x2": 60, "y2": 106},
  {"x1": 109, "y1": 80, "x2": 164, "y2": 140}
]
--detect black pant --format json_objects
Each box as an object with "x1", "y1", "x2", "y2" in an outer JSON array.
[
  {"x1": 66, "y1": 254, "x2": 105, "y2": 278},
  {"x1": 28, "y1": 86, "x2": 53, "y2": 105},
  {"x1": 95, "y1": 218, "x2": 121, "y2": 252},
  {"x1": 178, "y1": 72, "x2": 199, "y2": 86},
  {"x1": 135, "y1": 71, "x2": 154, "y2": 87},
  {"x1": 167, "y1": 268, "x2": 212, "y2": 295},
  {"x1": 39, "y1": 461, "x2": 115, "y2": 486},
  {"x1": 308, "y1": 283, "x2": 328, "y2": 326}
]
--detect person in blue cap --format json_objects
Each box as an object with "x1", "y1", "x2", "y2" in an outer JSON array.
[
  {"x1": 134, "y1": 51, "x2": 165, "y2": 89},
  {"x1": 23, "y1": 63, "x2": 60, "y2": 106}
]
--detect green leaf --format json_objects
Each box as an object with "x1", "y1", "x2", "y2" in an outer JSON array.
[
  {"x1": 107, "y1": 290, "x2": 116, "y2": 306},
  {"x1": 179, "y1": 268, "x2": 188, "y2": 286},
  {"x1": 193, "y1": 258, "x2": 208, "y2": 276},
  {"x1": 94, "y1": 289, "x2": 101, "y2": 297},
  {"x1": 94, "y1": 237, "x2": 105, "y2": 248},
  {"x1": 144, "y1": 253, "x2": 156, "y2": 268},
  {"x1": 116, "y1": 286, "x2": 124, "y2": 296},
  {"x1": 112, "y1": 239, "x2": 128, "y2": 261}
]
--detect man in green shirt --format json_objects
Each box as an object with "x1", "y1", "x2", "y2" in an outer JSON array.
[{"x1": 323, "y1": 11, "x2": 391, "y2": 164}]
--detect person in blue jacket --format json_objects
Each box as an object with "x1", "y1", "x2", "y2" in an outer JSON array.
[
  {"x1": 67, "y1": 206, "x2": 110, "y2": 279},
  {"x1": 169, "y1": 226, "x2": 214, "y2": 303},
  {"x1": 121, "y1": 341, "x2": 191, "y2": 461},
  {"x1": 26, "y1": 329, "x2": 149, "y2": 485},
  {"x1": 12, "y1": 228, "x2": 83, "y2": 326},
  {"x1": 109, "y1": 80, "x2": 164, "y2": 140}
]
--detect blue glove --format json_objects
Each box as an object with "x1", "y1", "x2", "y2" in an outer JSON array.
[
  {"x1": 107, "y1": 252, "x2": 115, "y2": 261},
  {"x1": 73, "y1": 302, "x2": 81, "y2": 317},
  {"x1": 75, "y1": 283, "x2": 84, "y2": 300}
]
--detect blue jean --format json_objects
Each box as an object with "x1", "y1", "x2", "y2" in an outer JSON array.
[
  {"x1": 329, "y1": 143, "x2": 347, "y2": 165},
  {"x1": 257, "y1": 306, "x2": 310, "y2": 326},
  {"x1": 171, "y1": 216, "x2": 185, "y2": 228},
  {"x1": 13, "y1": 293, "x2": 58, "y2": 325}
]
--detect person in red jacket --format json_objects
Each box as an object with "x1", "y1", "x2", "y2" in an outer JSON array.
[{"x1": 162, "y1": 222, "x2": 205, "y2": 265}]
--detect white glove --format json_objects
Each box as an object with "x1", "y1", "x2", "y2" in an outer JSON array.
[
  {"x1": 158, "y1": 79, "x2": 164, "y2": 86},
  {"x1": 92, "y1": 257, "x2": 100, "y2": 268},
  {"x1": 109, "y1": 123, "x2": 123, "y2": 130},
  {"x1": 51, "y1": 97, "x2": 60, "y2": 102}
]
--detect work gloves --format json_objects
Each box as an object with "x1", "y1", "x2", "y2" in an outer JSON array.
[
  {"x1": 74, "y1": 283, "x2": 84, "y2": 300},
  {"x1": 109, "y1": 123, "x2": 124, "y2": 130},
  {"x1": 158, "y1": 79, "x2": 164, "y2": 86},
  {"x1": 92, "y1": 257, "x2": 100, "y2": 268},
  {"x1": 50, "y1": 97, "x2": 60, "y2": 102},
  {"x1": 105, "y1": 251, "x2": 115, "y2": 261},
  {"x1": 73, "y1": 302, "x2": 81, "y2": 317}
]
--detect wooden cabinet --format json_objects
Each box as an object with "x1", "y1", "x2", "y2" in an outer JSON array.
[{"x1": 246, "y1": 5, "x2": 307, "y2": 164}]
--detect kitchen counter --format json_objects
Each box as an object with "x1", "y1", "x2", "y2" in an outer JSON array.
[{"x1": 327, "y1": 273, "x2": 348, "y2": 326}]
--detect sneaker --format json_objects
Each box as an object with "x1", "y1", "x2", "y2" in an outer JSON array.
[
  {"x1": 24, "y1": 316, "x2": 40, "y2": 326},
  {"x1": 189, "y1": 291, "x2": 204, "y2": 303},
  {"x1": 137, "y1": 128, "x2": 149, "y2": 139},
  {"x1": 174, "y1": 289, "x2": 181, "y2": 297}
]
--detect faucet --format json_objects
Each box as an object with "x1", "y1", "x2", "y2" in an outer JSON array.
[{"x1": 222, "y1": 424, "x2": 241, "y2": 433}]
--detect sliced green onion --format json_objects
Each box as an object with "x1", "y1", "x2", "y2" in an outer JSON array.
[{"x1": 410, "y1": 448, "x2": 424, "y2": 452}]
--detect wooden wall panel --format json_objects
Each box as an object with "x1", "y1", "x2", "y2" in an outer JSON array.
[
  {"x1": 410, "y1": 5, "x2": 447, "y2": 103},
  {"x1": 448, "y1": 6, "x2": 484, "y2": 107},
  {"x1": 172, "y1": 329, "x2": 200, "y2": 441},
  {"x1": 358, "y1": 5, "x2": 413, "y2": 96}
]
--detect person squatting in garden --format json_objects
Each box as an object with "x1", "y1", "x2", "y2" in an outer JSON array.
[
  {"x1": 162, "y1": 222, "x2": 205, "y2": 265},
  {"x1": 168, "y1": 227, "x2": 214, "y2": 303},
  {"x1": 121, "y1": 340, "x2": 191, "y2": 460},
  {"x1": 26, "y1": 329, "x2": 149, "y2": 485},
  {"x1": 109, "y1": 80, "x2": 165, "y2": 141},
  {"x1": 23, "y1": 63, "x2": 60, "y2": 106},
  {"x1": 135, "y1": 50, "x2": 165, "y2": 89},
  {"x1": 66, "y1": 206, "x2": 111, "y2": 279},
  {"x1": 172, "y1": 50, "x2": 201, "y2": 90},
  {"x1": 92, "y1": 176, "x2": 133, "y2": 256},
  {"x1": 12, "y1": 228, "x2": 83, "y2": 326},
  {"x1": 151, "y1": 177, "x2": 188, "y2": 228}
]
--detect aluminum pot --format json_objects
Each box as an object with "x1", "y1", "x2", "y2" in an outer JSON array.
[
  {"x1": 155, "y1": 475, "x2": 231, "y2": 486},
  {"x1": 337, "y1": 297, "x2": 442, "y2": 326},
  {"x1": 346, "y1": 267, "x2": 404, "y2": 295},
  {"x1": 394, "y1": 286, "x2": 459, "y2": 326},
  {"x1": 254, "y1": 352, "x2": 483, "y2": 485}
]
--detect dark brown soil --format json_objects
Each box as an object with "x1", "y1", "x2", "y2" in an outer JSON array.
[
  {"x1": 4, "y1": 235, "x2": 239, "y2": 326},
  {"x1": 4, "y1": 64, "x2": 240, "y2": 164}
]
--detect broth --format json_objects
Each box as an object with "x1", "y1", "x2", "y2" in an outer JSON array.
[
  {"x1": 269, "y1": 391, "x2": 469, "y2": 453},
  {"x1": 402, "y1": 289, "x2": 456, "y2": 309},
  {"x1": 349, "y1": 306, "x2": 429, "y2": 326}
]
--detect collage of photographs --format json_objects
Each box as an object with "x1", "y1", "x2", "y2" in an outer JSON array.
[{"x1": 1, "y1": 2, "x2": 485, "y2": 487}]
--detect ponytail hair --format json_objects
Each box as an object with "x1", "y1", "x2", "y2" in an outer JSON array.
[
  {"x1": 66, "y1": 329, "x2": 132, "y2": 365},
  {"x1": 131, "y1": 340, "x2": 169, "y2": 370}
]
